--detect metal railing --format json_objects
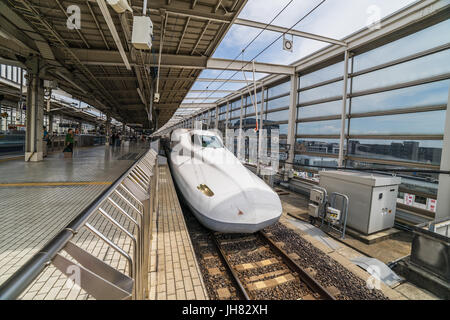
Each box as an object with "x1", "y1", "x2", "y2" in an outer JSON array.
[{"x1": 0, "y1": 148, "x2": 159, "y2": 300}]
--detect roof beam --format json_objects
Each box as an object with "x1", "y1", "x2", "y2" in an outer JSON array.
[
  {"x1": 0, "y1": 12, "x2": 38, "y2": 53},
  {"x1": 86, "y1": 0, "x2": 110, "y2": 50},
  {"x1": 183, "y1": 97, "x2": 223, "y2": 100},
  {"x1": 176, "y1": 17, "x2": 190, "y2": 54},
  {"x1": 179, "y1": 103, "x2": 216, "y2": 109},
  {"x1": 196, "y1": 78, "x2": 259, "y2": 83},
  {"x1": 234, "y1": 18, "x2": 347, "y2": 47},
  {"x1": 96, "y1": 0, "x2": 131, "y2": 70},
  {"x1": 103, "y1": 0, "x2": 232, "y2": 23},
  {"x1": 191, "y1": 20, "x2": 210, "y2": 55},
  {"x1": 67, "y1": 48, "x2": 293, "y2": 74},
  {"x1": 147, "y1": 7, "x2": 231, "y2": 24},
  {"x1": 189, "y1": 90, "x2": 236, "y2": 93},
  {"x1": 207, "y1": 58, "x2": 295, "y2": 75}
]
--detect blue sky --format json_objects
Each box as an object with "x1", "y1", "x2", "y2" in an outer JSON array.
[{"x1": 180, "y1": 0, "x2": 416, "y2": 108}]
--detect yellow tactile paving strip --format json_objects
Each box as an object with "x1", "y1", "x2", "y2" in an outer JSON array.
[{"x1": 148, "y1": 164, "x2": 209, "y2": 300}]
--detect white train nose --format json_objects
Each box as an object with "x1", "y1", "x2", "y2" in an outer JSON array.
[{"x1": 204, "y1": 189, "x2": 282, "y2": 233}]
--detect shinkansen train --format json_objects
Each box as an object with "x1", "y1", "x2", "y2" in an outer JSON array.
[{"x1": 168, "y1": 128, "x2": 282, "y2": 233}]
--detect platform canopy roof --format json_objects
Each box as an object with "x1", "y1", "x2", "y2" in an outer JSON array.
[{"x1": 0, "y1": 0, "x2": 249, "y2": 129}]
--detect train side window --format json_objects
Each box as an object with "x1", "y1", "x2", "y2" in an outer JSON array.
[{"x1": 191, "y1": 134, "x2": 223, "y2": 149}]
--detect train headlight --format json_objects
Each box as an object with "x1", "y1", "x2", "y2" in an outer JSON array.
[{"x1": 197, "y1": 184, "x2": 214, "y2": 197}]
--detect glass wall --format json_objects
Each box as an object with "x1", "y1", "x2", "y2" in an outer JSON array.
[{"x1": 295, "y1": 19, "x2": 450, "y2": 197}]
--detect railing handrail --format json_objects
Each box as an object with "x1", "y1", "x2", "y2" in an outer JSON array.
[{"x1": 0, "y1": 148, "x2": 151, "y2": 300}]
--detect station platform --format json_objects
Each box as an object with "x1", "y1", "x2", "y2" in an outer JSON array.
[
  {"x1": 148, "y1": 160, "x2": 209, "y2": 300},
  {"x1": 0, "y1": 143, "x2": 148, "y2": 287}
]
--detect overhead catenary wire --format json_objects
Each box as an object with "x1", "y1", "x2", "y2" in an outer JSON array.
[
  {"x1": 188, "y1": 0, "x2": 295, "y2": 106},
  {"x1": 195, "y1": 0, "x2": 327, "y2": 107}
]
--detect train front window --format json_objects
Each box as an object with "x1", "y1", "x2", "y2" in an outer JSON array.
[{"x1": 191, "y1": 135, "x2": 223, "y2": 148}]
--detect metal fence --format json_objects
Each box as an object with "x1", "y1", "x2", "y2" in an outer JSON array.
[{"x1": 0, "y1": 148, "x2": 159, "y2": 300}]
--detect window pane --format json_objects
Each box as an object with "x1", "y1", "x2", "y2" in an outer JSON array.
[
  {"x1": 300, "y1": 61, "x2": 344, "y2": 88},
  {"x1": 12, "y1": 67, "x2": 17, "y2": 82},
  {"x1": 230, "y1": 109, "x2": 240, "y2": 118},
  {"x1": 350, "y1": 110, "x2": 446, "y2": 135},
  {"x1": 266, "y1": 109, "x2": 288, "y2": 122},
  {"x1": 268, "y1": 81, "x2": 290, "y2": 98},
  {"x1": 351, "y1": 80, "x2": 450, "y2": 114},
  {"x1": 352, "y1": 50, "x2": 450, "y2": 93},
  {"x1": 296, "y1": 138, "x2": 341, "y2": 155},
  {"x1": 294, "y1": 154, "x2": 339, "y2": 167},
  {"x1": 348, "y1": 139, "x2": 442, "y2": 165},
  {"x1": 242, "y1": 117, "x2": 258, "y2": 128},
  {"x1": 297, "y1": 119, "x2": 343, "y2": 135},
  {"x1": 267, "y1": 95, "x2": 289, "y2": 110},
  {"x1": 354, "y1": 20, "x2": 450, "y2": 72},
  {"x1": 277, "y1": 124, "x2": 288, "y2": 136},
  {"x1": 346, "y1": 160, "x2": 439, "y2": 195},
  {"x1": 299, "y1": 81, "x2": 343, "y2": 103},
  {"x1": 298, "y1": 100, "x2": 344, "y2": 119},
  {"x1": 246, "y1": 101, "x2": 262, "y2": 115},
  {"x1": 231, "y1": 99, "x2": 241, "y2": 110}
]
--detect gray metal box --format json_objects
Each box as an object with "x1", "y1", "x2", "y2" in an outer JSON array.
[{"x1": 319, "y1": 171, "x2": 401, "y2": 235}]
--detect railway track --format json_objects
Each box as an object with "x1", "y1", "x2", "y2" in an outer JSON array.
[{"x1": 211, "y1": 231, "x2": 336, "y2": 300}]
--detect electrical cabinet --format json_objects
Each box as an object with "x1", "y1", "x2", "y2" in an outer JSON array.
[
  {"x1": 132, "y1": 16, "x2": 153, "y2": 50},
  {"x1": 319, "y1": 171, "x2": 401, "y2": 235}
]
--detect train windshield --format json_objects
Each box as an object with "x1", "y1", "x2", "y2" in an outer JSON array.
[{"x1": 192, "y1": 135, "x2": 223, "y2": 148}]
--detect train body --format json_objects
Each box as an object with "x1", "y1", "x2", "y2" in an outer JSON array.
[{"x1": 168, "y1": 128, "x2": 282, "y2": 233}]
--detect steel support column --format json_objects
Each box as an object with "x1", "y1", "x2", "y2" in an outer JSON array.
[
  {"x1": 25, "y1": 71, "x2": 44, "y2": 162},
  {"x1": 48, "y1": 114, "x2": 54, "y2": 134},
  {"x1": 257, "y1": 87, "x2": 264, "y2": 175},
  {"x1": 238, "y1": 95, "x2": 244, "y2": 161},
  {"x1": 338, "y1": 50, "x2": 349, "y2": 167},
  {"x1": 106, "y1": 114, "x2": 111, "y2": 145},
  {"x1": 436, "y1": 86, "x2": 450, "y2": 220},
  {"x1": 214, "y1": 106, "x2": 219, "y2": 129},
  {"x1": 287, "y1": 75, "x2": 298, "y2": 170},
  {"x1": 225, "y1": 100, "x2": 229, "y2": 129}
]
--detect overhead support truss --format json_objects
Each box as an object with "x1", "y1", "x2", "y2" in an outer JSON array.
[{"x1": 234, "y1": 18, "x2": 347, "y2": 47}]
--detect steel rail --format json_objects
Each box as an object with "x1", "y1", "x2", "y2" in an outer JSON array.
[
  {"x1": 258, "y1": 231, "x2": 336, "y2": 300},
  {"x1": 210, "y1": 233, "x2": 251, "y2": 300},
  {"x1": 0, "y1": 148, "x2": 150, "y2": 300}
]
